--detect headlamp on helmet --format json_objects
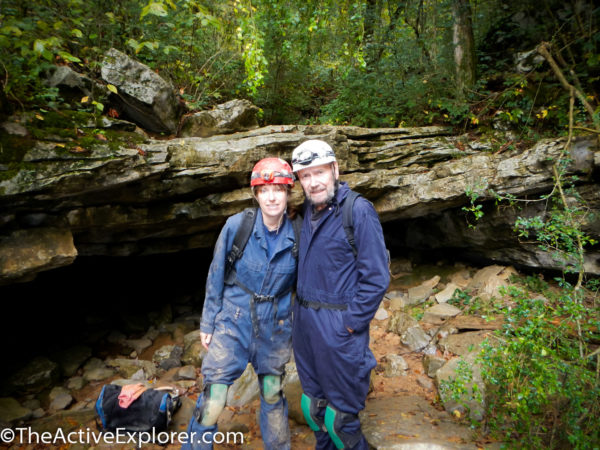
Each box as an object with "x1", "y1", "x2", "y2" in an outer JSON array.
[
  {"x1": 250, "y1": 158, "x2": 294, "y2": 187},
  {"x1": 291, "y1": 140, "x2": 337, "y2": 172}
]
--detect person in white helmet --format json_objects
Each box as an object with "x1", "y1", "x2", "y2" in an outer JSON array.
[{"x1": 290, "y1": 140, "x2": 390, "y2": 450}]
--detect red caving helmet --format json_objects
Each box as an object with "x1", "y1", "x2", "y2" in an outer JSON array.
[{"x1": 250, "y1": 158, "x2": 294, "y2": 187}]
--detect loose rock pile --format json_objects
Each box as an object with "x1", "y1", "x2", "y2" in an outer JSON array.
[{"x1": 0, "y1": 259, "x2": 513, "y2": 448}]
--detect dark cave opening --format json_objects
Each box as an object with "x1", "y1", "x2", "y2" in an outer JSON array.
[
  {"x1": 0, "y1": 230, "x2": 478, "y2": 371},
  {"x1": 0, "y1": 248, "x2": 214, "y2": 379}
]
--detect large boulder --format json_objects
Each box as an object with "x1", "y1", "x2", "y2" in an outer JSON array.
[
  {"x1": 361, "y1": 395, "x2": 481, "y2": 449},
  {"x1": 436, "y1": 352, "x2": 486, "y2": 421},
  {"x1": 0, "y1": 228, "x2": 77, "y2": 284},
  {"x1": 44, "y1": 66, "x2": 97, "y2": 104},
  {"x1": 4, "y1": 357, "x2": 59, "y2": 395},
  {"x1": 0, "y1": 397, "x2": 32, "y2": 425},
  {"x1": 179, "y1": 99, "x2": 260, "y2": 137},
  {"x1": 101, "y1": 48, "x2": 184, "y2": 134}
]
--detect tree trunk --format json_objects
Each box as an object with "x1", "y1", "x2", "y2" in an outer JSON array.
[
  {"x1": 0, "y1": 80, "x2": 12, "y2": 118},
  {"x1": 452, "y1": 0, "x2": 476, "y2": 99},
  {"x1": 363, "y1": 0, "x2": 379, "y2": 68}
]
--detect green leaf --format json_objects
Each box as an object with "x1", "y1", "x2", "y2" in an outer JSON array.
[
  {"x1": 33, "y1": 39, "x2": 46, "y2": 55},
  {"x1": 126, "y1": 38, "x2": 139, "y2": 50},
  {"x1": 0, "y1": 25, "x2": 22, "y2": 36},
  {"x1": 71, "y1": 29, "x2": 83, "y2": 38},
  {"x1": 106, "y1": 84, "x2": 118, "y2": 94},
  {"x1": 58, "y1": 51, "x2": 82, "y2": 63},
  {"x1": 141, "y1": 1, "x2": 168, "y2": 19},
  {"x1": 42, "y1": 49, "x2": 54, "y2": 61}
]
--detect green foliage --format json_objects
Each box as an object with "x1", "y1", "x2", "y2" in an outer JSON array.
[
  {"x1": 478, "y1": 282, "x2": 599, "y2": 448},
  {"x1": 456, "y1": 144, "x2": 600, "y2": 447},
  {"x1": 514, "y1": 170, "x2": 598, "y2": 276},
  {"x1": 0, "y1": 2, "x2": 69, "y2": 107},
  {"x1": 462, "y1": 180, "x2": 488, "y2": 228},
  {"x1": 321, "y1": 69, "x2": 400, "y2": 127},
  {"x1": 448, "y1": 288, "x2": 501, "y2": 316},
  {"x1": 0, "y1": 0, "x2": 598, "y2": 130},
  {"x1": 438, "y1": 358, "x2": 484, "y2": 422}
]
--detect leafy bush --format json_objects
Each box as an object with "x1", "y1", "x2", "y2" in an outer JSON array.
[
  {"x1": 479, "y1": 281, "x2": 599, "y2": 448},
  {"x1": 457, "y1": 147, "x2": 600, "y2": 447}
]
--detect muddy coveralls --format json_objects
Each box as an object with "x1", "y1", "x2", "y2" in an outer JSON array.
[
  {"x1": 292, "y1": 182, "x2": 390, "y2": 450},
  {"x1": 184, "y1": 210, "x2": 297, "y2": 450}
]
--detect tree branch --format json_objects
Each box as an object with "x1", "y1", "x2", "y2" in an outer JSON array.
[{"x1": 537, "y1": 41, "x2": 600, "y2": 133}]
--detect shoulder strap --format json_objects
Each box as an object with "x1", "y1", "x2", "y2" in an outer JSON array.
[
  {"x1": 225, "y1": 207, "x2": 258, "y2": 277},
  {"x1": 342, "y1": 190, "x2": 360, "y2": 257},
  {"x1": 290, "y1": 214, "x2": 303, "y2": 259}
]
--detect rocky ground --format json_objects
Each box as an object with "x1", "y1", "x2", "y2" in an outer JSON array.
[{"x1": 0, "y1": 259, "x2": 515, "y2": 449}]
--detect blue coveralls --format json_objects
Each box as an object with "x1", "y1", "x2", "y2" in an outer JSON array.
[
  {"x1": 292, "y1": 182, "x2": 390, "y2": 450},
  {"x1": 184, "y1": 211, "x2": 297, "y2": 450}
]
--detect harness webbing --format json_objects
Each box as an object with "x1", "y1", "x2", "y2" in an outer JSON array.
[
  {"x1": 226, "y1": 269, "x2": 293, "y2": 336},
  {"x1": 224, "y1": 208, "x2": 300, "y2": 336},
  {"x1": 297, "y1": 296, "x2": 348, "y2": 311}
]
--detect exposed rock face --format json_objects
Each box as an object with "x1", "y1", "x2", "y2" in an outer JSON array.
[
  {"x1": 179, "y1": 99, "x2": 260, "y2": 137},
  {"x1": 100, "y1": 48, "x2": 184, "y2": 134},
  {"x1": 0, "y1": 119, "x2": 599, "y2": 283},
  {"x1": 44, "y1": 66, "x2": 96, "y2": 103},
  {"x1": 0, "y1": 228, "x2": 77, "y2": 284}
]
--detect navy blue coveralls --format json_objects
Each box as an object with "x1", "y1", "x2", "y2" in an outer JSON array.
[
  {"x1": 184, "y1": 210, "x2": 297, "y2": 449},
  {"x1": 292, "y1": 182, "x2": 390, "y2": 450}
]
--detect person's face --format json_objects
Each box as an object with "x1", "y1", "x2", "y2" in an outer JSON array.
[
  {"x1": 297, "y1": 162, "x2": 339, "y2": 209},
  {"x1": 255, "y1": 184, "x2": 288, "y2": 220}
]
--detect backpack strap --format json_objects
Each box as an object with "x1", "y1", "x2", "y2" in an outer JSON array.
[
  {"x1": 342, "y1": 190, "x2": 360, "y2": 257},
  {"x1": 291, "y1": 214, "x2": 303, "y2": 259},
  {"x1": 225, "y1": 207, "x2": 258, "y2": 278}
]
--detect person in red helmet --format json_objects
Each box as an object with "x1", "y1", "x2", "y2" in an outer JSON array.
[{"x1": 184, "y1": 158, "x2": 298, "y2": 450}]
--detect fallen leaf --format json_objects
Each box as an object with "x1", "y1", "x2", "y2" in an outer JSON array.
[
  {"x1": 394, "y1": 433, "x2": 416, "y2": 439},
  {"x1": 137, "y1": 147, "x2": 147, "y2": 156},
  {"x1": 95, "y1": 133, "x2": 108, "y2": 141},
  {"x1": 69, "y1": 146, "x2": 90, "y2": 154}
]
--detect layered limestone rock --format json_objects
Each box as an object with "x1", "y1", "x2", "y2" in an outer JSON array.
[{"x1": 1, "y1": 120, "x2": 599, "y2": 283}]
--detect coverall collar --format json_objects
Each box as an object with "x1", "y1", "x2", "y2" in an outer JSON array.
[{"x1": 253, "y1": 211, "x2": 295, "y2": 258}]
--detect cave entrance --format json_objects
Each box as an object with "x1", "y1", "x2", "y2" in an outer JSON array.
[
  {"x1": 0, "y1": 227, "x2": 489, "y2": 389},
  {"x1": 0, "y1": 248, "x2": 213, "y2": 375}
]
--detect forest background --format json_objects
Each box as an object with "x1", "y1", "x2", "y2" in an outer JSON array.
[
  {"x1": 0, "y1": 0, "x2": 598, "y2": 136},
  {"x1": 1, "y1": 0, "x2": 600, "y2": 448}
]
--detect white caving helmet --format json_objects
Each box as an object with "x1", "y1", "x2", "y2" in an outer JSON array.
[{"x1": 291, "y1": 139, "x2": 337, "y2": 172}]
